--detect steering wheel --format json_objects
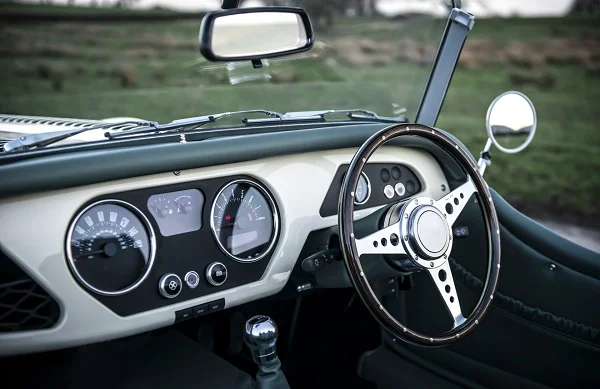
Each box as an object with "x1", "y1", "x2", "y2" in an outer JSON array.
[{"x1": 338, "y1": 124, "x2": 501, "y2": 346}]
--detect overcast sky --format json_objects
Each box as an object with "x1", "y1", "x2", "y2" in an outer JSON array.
[{"x1": 22, "y1": 0, "x2": 575, "y2": 17}]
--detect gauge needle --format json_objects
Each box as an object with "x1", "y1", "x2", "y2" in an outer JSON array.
[
  {"x1": 247, "y1": 213, "x2": 253, "y2": 221},
  {"x1": 74, "y1": 242, "x2": 119, "y2": 259}
]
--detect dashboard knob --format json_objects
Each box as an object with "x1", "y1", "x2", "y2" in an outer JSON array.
[
  {"x1": 206, "y1": 262, "x2": 228, "y2": 286},
  {"x1": 158, "y1": 273, "x2": 182, "y2": 299}
]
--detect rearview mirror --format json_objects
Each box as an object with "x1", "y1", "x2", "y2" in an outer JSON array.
[
  {"x1": 199, "y1": 7, "x2": 314, "y2": 62},
  {"x1": 486, "y1": 91, "x2": 537, "y2": 154}
]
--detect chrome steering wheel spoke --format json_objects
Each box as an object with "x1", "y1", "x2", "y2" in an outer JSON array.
[
  {"x1": 427, "y1": 260, "x2": 466, "y2": 329},
  {"x1": 438, "y1": 177, "x2": 477, "y2": 227},
  {"x1": 355, "y1": 222, "x2": 406, "y2": 256}
]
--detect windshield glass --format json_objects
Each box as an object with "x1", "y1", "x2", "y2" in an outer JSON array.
[{"x1": 0, "y1": 0, "x2": 449, "y2": 124}]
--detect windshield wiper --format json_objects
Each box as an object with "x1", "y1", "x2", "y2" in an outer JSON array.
[
  {"x1": 242, "y1": 109, "x2": 407, "y2": 125},
  {"x1": 106, "y1": 110, "x2": 283, "y2": 140},
  {"x1": 5, "y1": 108, "x2": 405, "y2": 152},
  {"x1": 4, "y1": 110, "x2": 283, "y2": 150},
  {"x1": 107, "y1": 109, "x2": 405, "y2": 139},
  {"x1": 4, "y1": 120, "x2": 158, "y2": 152}
]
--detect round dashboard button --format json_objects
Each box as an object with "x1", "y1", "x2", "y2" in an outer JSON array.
[
  {"x1": 395, "y1": 182, "x2": 406, "y2": 196},
  {"x1": 158, "y1": 273, "x2": 182, "y2": 299},
  {"x1": 184, "y1": 271, "x2": 200, "y2": 289},
  {"x1": 206, "y1": 262, "x2": 228, "y2": 287},
  {"x1": 383, "y1": 185, "x2": 395, "y2": 199}
]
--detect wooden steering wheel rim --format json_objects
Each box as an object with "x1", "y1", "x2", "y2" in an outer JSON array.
[{"x1": 338, "y1": 123, "x2": 501, "y2": 346}]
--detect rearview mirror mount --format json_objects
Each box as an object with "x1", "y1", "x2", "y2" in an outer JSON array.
[{"x1": 199, "y1": 7, "x2": 314, "y2": 63}]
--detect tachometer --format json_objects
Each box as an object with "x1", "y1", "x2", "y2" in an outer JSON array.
[
  {"x1": 210, "y1": 179, "x2": 278, "y2": 263},
  {"x1": 66, "y1": 200, "x2": 156, "y2": 296}
]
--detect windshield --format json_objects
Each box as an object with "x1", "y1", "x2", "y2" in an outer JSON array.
[{"x1": 0, "y1": 0, "x2": 449, "y2": 123}]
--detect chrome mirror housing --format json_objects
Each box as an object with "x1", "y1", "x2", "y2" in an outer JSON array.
[
  {"x1": 486, "y1": 91, "x2": 537, "y2": 154},
  {"x1": 478, "y1": 91, "x2": 537, "y2": 175}
]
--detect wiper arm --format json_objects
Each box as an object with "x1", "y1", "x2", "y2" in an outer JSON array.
[
  {"x1": 106, "y1": 110, "x2": 283, "y2": 140},
  {"x1": 243, "y1": 109, "x2": 407, "y2": 125},
  {"x1": 109, "y1": 109, "x2": 404, "y2": 139},
  {"x1": 4, "y1": 120, "x2": 158, "y2": 152}
]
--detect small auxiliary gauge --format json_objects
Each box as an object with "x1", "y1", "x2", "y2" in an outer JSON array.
[{"x1": 354, "y1": 172, "x2": 371, "y2": 205}]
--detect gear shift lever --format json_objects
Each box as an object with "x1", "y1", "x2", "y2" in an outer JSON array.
[{"x1": 244, "y1": 315, "x2": 290, "y2": 389}]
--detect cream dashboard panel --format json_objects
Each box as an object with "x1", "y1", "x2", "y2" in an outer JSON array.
[{"x1": 0, "y1": 146, "x2": 448, "y2": 355}]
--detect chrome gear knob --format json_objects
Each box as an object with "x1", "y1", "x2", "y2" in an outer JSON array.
[{"x1": 244, "y1": 315, "x2": 278, "y2": 365}]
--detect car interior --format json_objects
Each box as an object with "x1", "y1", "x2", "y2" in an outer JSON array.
[{"x1": 1, "y1": 1, "x2": 599, "y2": 388}]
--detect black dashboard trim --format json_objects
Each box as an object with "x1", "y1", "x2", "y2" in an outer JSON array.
[
  {"x1": 319, "y1": 163, "x2": 422, "y2": 217},
  {"x1": 65, "y1": 175, "x2": 280, "y2": 317},
  {"x1": 0, "y1": 124, "x2": 474, "y2": 198}
]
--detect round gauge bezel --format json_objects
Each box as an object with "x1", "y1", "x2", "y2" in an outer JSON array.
[
  {"x1": 210, "y1": 178, "x2": 280, "y2": 263},
  {"x1": 65, "y1": 199, "x2": 157, "y2": 296},
  {"x1": 354, "y1": 172, "x2": 371, "y2": 205}
]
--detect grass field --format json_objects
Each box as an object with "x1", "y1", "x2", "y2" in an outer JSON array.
[{"x1": 0, "y1": 6, "x2": 599, "y2": 224}]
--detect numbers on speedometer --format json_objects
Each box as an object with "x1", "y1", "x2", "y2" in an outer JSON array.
[
  {"x1": 66, "y1": 200, "x2": 156, "y2": 296},
  {"x1": 210, "y1": 179, "x2": 278, "y2": 263}
]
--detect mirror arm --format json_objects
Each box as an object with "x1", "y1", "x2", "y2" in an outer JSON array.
[
  {"x1": 251, "y1": 59, "x2": 264, "y2": 69},
  {"x1": 221, "y1": 0, "x2": 241, "y2": 9},
  {"x1": 477, "y1": 138, "x2": 493, "y2": 175}
]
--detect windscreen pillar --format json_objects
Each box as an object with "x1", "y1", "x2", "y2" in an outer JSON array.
[{"x1": 415, "y1": 8, "x2": 475, "y2": 127}]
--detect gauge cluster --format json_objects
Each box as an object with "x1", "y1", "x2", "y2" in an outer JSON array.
[
  {"x1": 65, "y1": 176, "x2": 280, "y2": 316},
  {"x1": 64, "y1": 164, "x2": 417, "y2": 317}
]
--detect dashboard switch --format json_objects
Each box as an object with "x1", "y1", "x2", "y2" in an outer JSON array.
[
  {"x1": 158, "y1": 273, "x2": 182, "y2": 299},
  {"x1": 301, "y1": 249, "x2": 341, "y2": 272},
  {"x1": 208, "y1": 298, "x2": 225, "y2": 312},
  {"x1": 184, "y1": 271, "x2": 200, "y2": 289},
  {"x1": 175, "y1": 308, "x2": 193, "y2": 323},
  {"x1": 193, "y1": 303, "x2": 208, "y2": 317},
  {"x1": 206, "y1": 262, "x2": 228, "y2": 286}
]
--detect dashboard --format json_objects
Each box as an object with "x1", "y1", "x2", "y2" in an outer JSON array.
[{"x1": 0, "y1": 145, "x2": 449, "y2": 356}]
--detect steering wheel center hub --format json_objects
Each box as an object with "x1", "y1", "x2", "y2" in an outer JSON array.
[
  {"x1": 399, "y1": 197, "x2": 453, "y2": 269},
  {"x1": 410, "y1": 206, "x2": 449, "y2": 259}
]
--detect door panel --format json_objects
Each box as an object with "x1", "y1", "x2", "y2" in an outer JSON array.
[{"x1": 386, "y1": 189, "x2": 600, "y2": 388}]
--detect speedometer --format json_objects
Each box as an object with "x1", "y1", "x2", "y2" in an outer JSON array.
[
  {"x1": 210, "y1": 179, "x2": 278, "y2": 263},
  {"x1": 66, "y1": 200, "x2": 155, "y2": 296}
]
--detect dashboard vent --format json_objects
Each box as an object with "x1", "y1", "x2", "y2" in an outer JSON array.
[{"x1": 0, "y1": 251, "x2": 60, "y2": 332}]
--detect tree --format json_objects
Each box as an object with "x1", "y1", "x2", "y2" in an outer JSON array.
[
  {"x1": 115, "y1": 0, "x2": 141, "y2": 8},
  {"x1": 571, "y1": 0, "x2": 600, "y2": 14}
]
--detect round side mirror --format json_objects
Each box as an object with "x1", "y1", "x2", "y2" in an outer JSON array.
[{"x1": 486, "y1": 91, "x2": 537, "y2": 154}]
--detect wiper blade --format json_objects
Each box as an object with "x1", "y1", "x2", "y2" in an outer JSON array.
[
  {"x1": 106, "y1": 109, "x2": 283, "y2": 139},
  {"x1": 4, "y1": 120, "x2": 157, "y2": 152},
  {"x1": 109, "y1": 109, "x2": 404, "y2": 139},
  {"x1": 243, "y1": 109, "x2": 407, "y2": 125}
]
